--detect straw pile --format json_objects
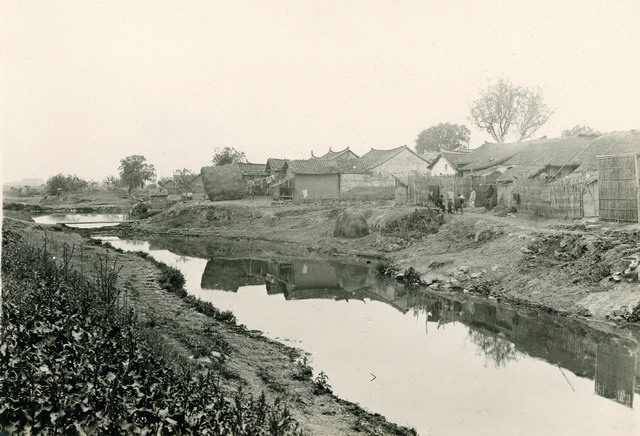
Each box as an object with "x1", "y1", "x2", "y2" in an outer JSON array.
[
  {"x1": 333, "y1": 208, "x2": 370, "y2": 238},
  {"x1": 201, "y1": 165, "x2": 246, "y2": 201}
]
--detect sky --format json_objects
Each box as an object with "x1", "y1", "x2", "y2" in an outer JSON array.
[{"x1": 2, "y1": 0, "x2": 639, "y2": 183}]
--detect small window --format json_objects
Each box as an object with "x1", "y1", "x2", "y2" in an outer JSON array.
[{"x1": 445, "y1": 164, "x2": 448, "y2": 171}]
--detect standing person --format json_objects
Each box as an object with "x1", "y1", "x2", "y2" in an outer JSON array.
[
  {"x1": 447, "y1": 195, "x2": 454, "y2": 214},
  {"x1": 469, "y1": 189, "x2": 476, "y2": 208},
  {"x1": 454, "y1": 194, "x2": 465, "y2": 214},
  {"x1": 436, "y1": 194, "x2": 446, "y2": 213}
]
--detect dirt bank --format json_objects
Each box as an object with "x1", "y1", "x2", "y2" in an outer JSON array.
[
  {"x1": 123, "y1": 199, "x2": 640, "y2": 323},
  {"x1": 2, "y1": 218, "x2": 416, "y2": 436}
]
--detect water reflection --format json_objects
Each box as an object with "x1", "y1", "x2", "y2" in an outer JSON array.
[
  {"x1": 407, "y1": 291, "x2": 638, "y2": 408},
  {"x1": 201, "y1": 258, "x2": 409, "y2": 312},
  {"x1": 96, "y1": 236, "x2": 640, "y2": 433},
  {"x1": 199, "y1": 255, "x2": 638, "y2": 408},
  {"x1": 33, "y1": 213, "x2": 129, "y2": 228}
]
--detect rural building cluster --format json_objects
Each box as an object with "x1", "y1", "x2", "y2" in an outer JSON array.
[{"x1": 200, "y1": 130, "x2": 640, "y2": 223}]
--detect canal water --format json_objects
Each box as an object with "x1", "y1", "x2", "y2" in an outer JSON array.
[
  {"x1": 33, "y1": 213, "x2": 129, "y2": 228},
  {"x1": 100, "y1": 236, "x2": 640, "y2": 436}
]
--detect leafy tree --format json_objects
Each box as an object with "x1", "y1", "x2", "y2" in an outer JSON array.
[
  {"x1": 173, "y1": 168, "x2": 199, "y2": 193},
  {"x1": 415, "y1": 123, "x2": 471, "y2": 154},
  {"x1": 562, "y1": 125, "x2": 601, "y2": 137},
  {"x1": 118, "y1": 155, "x2": 156, "y2": 195},
  {"x1": 102, "y1": 175, "x2": 121, "y2": 190},
  {"x1": 212, "y1": 147, "x2": 246, "y2": 166},
  {"x1": 470, "y1": 78, "x2": 552, "y2": 143},
  {"x1": 46, "y1": 174, "x2": 89, "y2": 195}
]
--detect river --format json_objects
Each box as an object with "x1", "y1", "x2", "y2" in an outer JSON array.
[{"x1": 98, "y1": 235, "x2": 640, "y2": 436}]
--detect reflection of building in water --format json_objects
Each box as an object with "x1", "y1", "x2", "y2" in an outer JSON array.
[
  {"x1": 200, "y1": 259, "x2": 270, "y2": 292},
  {"x1": 408, "y1": 292, "x2": 639, "y2": 408},
  {"x1": 596, "y1": 343, "x2": 637, "y2": 408},
  {"x1": 199, "y1": 257, "x2": 410, "y2": 312}
]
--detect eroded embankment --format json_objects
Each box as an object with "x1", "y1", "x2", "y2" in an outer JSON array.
[{"x1": 125, "y1": 201, "x2": 640, "y2": 324}]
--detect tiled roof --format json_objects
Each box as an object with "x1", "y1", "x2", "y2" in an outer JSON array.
[
  {"x1": 428, "y1": 150, "x2": 471, "y2": 170},
  {"x1": 286, "y1": 159, "x2": 342, "y2": 175},
  {"x1": 360, "y1": 145, "x2": 431, "y2": 169},
  {"x1": 313, "y1": 147, "x2": 360, "y2": 160}
]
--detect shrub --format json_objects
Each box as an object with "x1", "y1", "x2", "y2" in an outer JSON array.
[
  {"x1": 402, "y1": 267, "x2": 421, "y2": 284},
  {"x1": 375, "y1": 261, "x2": 399, "y2": 277}
]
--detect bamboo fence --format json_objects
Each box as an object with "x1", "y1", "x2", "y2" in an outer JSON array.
[
  {"x1": 513, "y1": 179, "x2": 584, "y2": 219},
  {"x1": 597, "y1": 154, "x2": 640, "y2": 223}
]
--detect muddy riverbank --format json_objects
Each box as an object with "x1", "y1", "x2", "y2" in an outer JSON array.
[{"x1": 109, "y1": 199, "x2": 640, "y2": 324}]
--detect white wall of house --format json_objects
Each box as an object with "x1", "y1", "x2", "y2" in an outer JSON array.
[
  {"x1": 430, "y1": 155, "x2": 457, "y2": 176},
  {"x1": 371, "y1": 149, "x2": 430, "y2": 177}
]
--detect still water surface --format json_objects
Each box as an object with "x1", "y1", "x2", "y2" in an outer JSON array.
[
  {"x1": 33, "y1": 213, "x2": 129, "y2": 228},
  {"x1": 101, "y1": 236, "x2": 640, "y2": 436}
]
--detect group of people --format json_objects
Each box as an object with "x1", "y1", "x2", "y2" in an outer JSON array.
[{"x1": 432, "y1": 189, "x2": 476, "y2": 215}]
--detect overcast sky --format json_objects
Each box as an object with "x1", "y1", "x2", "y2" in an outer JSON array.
[{"x1": 2, "y1": 0, "x2": 639, "y2": 183}]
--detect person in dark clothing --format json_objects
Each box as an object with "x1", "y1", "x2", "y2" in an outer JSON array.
[
  {"x1": 435, "y1": 194, "x2": 446, "y2": 212},
  {"x1": 454, "y1": 194, "x2": 465, "y2": 214},
  {"x1": 446, "y1": 196, "x2": 454, "y2": 214}
]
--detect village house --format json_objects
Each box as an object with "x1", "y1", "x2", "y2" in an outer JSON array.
[
  {"x1": 268, "y1": 145, "x2": 432, "y2": 202},
  {"x1": 427, "y1": 150, "x2": 471, "y2": 176},
  {"x1": 494, "y1": 135, "x2": 596, "y2": 208}
]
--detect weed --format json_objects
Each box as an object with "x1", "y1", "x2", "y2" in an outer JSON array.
[
  {"x1": 375, "y1": 261, "x2": 399, "y2": 277},
  {"x1": 402, "y1": 267, "x2": 422, "y2": 284},
  {"x1": 292, "y1": 361, "x2": 313, "y2": 381},
  {"x1": 313, "y1": 371, "x2": 332, "y2": 395}
]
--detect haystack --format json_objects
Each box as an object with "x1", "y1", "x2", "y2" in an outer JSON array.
[
  {"x1": 201, "y1": 165, "x2": 246, "y2": 201},
  {"x1": 333, "y1": 208, "x2": 369, "y2": 239}
]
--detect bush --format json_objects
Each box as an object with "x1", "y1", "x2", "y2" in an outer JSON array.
[
  {"x1": 157, "y1": 265, "x2": 186, "y2": 295},
  {"x1": 402, "y1": 267, "x2": 421, "y2": 284}
]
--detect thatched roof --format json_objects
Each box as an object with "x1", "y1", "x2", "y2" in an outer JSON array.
[
  {"x1": 496, "y1": 165, "x2": 547, "y2": 183},
  {"x1": 502, "y1": 135, "x2": 595, "y2": 167},
  {"x1": 573, "y1": 130, "x2": 640, "y2": 172},
  {"x1": 265, "y1": 158, "x2": 287, "y2": 173},
  {"x1": 236, "y1": 162, "x2": 267, "y2": 176},
  {"x1": 311, "y1": 147, "x2": 360, "y2": 160},
  {"x1": 460, "y1": 141, "x2": 532, "y2": 172}
]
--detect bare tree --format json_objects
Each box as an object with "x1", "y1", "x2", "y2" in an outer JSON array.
[{"x1": 470, "y1": 78, "x2": 552, "y2": 143}]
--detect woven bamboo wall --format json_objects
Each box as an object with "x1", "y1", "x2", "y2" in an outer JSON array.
[
  {"x1": 513, "y1": 179, "x2": 584, "y2": 219},
  {"x1": 597, "y1": 154, "x2": 639, "y2": 223}
]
